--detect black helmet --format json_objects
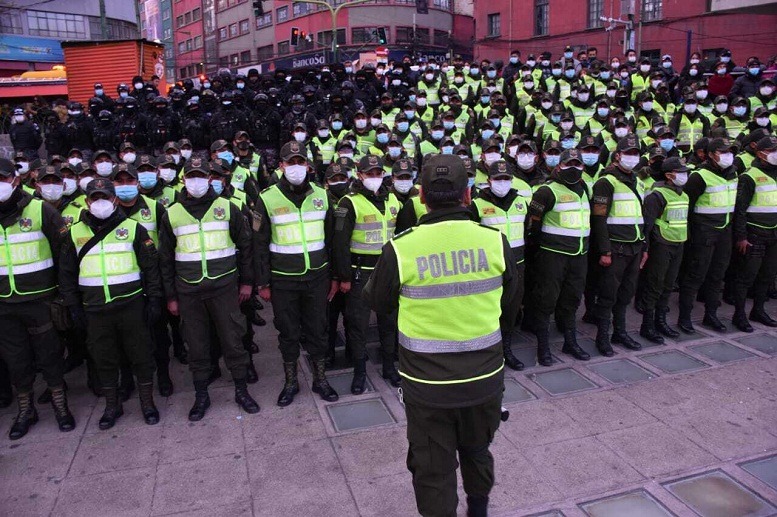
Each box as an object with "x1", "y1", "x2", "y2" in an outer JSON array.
[
  {"x1": 291, "y1": 94, "x2": 304, "y2": 104},
  {"x1": 124, "y1": 96, "x2": 138, "y2": 108},
  {"x1": 253, "y1": 93, "x2": 269, "y2": 103},
  {"x1": 221, "y1": 90, "x2": 235, "y2": 101},
  {"x1": 98, "y1": 109, "x2": 113, "y2": 120},
  {"x1": 68, "y1": 101, "x2": 83, "y2": 110},
  {"x1": 117, "y1": 83, "x2": 129, "y2": 92},
  {"x1": 153, "y1": 96, "x2": 168, "y2": 105},
  {"x1": 88, "y1": 97, "x2": 103, "y2": 107}
]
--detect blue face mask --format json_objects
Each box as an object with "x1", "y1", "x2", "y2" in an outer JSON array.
[
  {"x1": 95, "y1": 89, "x2": 104, "y2": 96},
  {"x1": 376, "y1": 133, "x2": 389, "y2": 144},
  {"x1": 481, "y1": 129, "x2": 494, "y2": 140},
  {"x1": 561, "y1": 139, "x2": 575, "y2": 149},
  {"x1": 467, "y1": 177, "x2": 476, "y2": 188},
  {"x1": 659, "y1": 139, "x2": 674, "y2": 151},
  {"x1": 119, "y1": 91, "x2": 128, "y2": 98},
  {"x1": 217, "y1": 150, "x2": 234, "y2": 165},
  {"x1": 597, "y1": 108, "x2": 610, "y2": 117},
  {"x1": 210, "y1": 179, "x2": 223, "y2": 195},
  {"x1": 441, "y1": 146, "x2": 454, "y2": 155},
  {"x1": 397, "y1": 121, "x2": 409, "y2": 132},
  {"x1": 137, "y1": 172, "x2": 158, "y2": 189},
  {"x1": 564, "y1": 52, "x2": 573, "y2": 59},
  {"x1": 552, "y1": 69, "x2": 562, "y2": 77},
  {"x1": 443, "y1": 121, "x2": 455, "y2": 130},
  {"x1": 732, "y1": 106, "x2": 747, "y2": 117},
  {"x1": 489, "y1": 118, "x2": 501, "y2": 128},
  {"x1": 487, "y1": 70, "x2": 497, "y2": 79},
  {"x1": 480, "y1": 96, "x2": 491, "y2": 104},
  {"x1": 431, "y1": 130, "x2": 444, "y2": 140},
  {"x1": 331, "y1": 121, "x2": 343, "y2": 131},
  {"x1": 565, "y1": 70, "x2": 575, "y2": 79},
  {"x1": 388, "y1": 147, "x2": 401, "y2": 158},
  {"x1": 115, "y1": 184, "x2": 138, "y2": 202},
  {"x1": 545, "y1": 155, "x2": 560, "y2": 167},
  {"x1": 600, "y1": 72, "x2": 611, "y2": 80},
  {"x1": 408, "y1": 94, "x2": 416, "y2": 102},
  {"x1": 749, "y1": 67, "x2": 760, "y2": 76},
  {"x1": 582, "y1": 153, "x2": 599, "y2": 166},
  {"x1": 551, "y1": 115, "x2": 562, "y2": 124},
  {"x1": 509, "y1": 57, "x2": 519, "y2": 64}
]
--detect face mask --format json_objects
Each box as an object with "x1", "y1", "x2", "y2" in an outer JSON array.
[
  {"x1": 352, "y1": 119, "x2": 367, "y2": 130},
  {"x1": 441, "y1": 66, "x2": 449, "y2": 73},
  {"x1": 184, "y1": 177, "x2": 210, "y2": 198},
  {"x1": 619, "y1": 154, "x2": 640, "y2": 171},
  {"x1": 209, "y1": 179, "x2": 224, "y2": 195},
  {"x1": 376, "y1": 133, "x2": 389, "y2": 144},
  {"x1": 397, "y1": 122, "x2": 409, "y2": 132},
  {"x1": 662, "y1": 62, "x2": 672, "y2": 69},
  {"x1": 78, "y1": 176, "x2": 93, "y2": 192},
  {"x1": 509, "y1": 57, "x2": 519, "y2": 64},
  {"x1": 391, "y1": 79, "x2": 401, "y2": 86},
  {"x1": 639, "y1": 65, "x2": 650, "y2": 73},
  {"x1": 561, "y1": 139, "x2": 575, "y2": 149},
  {"x1": 716, "y1": 103, "x2": 728, "y2": 112},
  {"x1": 694, "y1": 89, "x2": 707, "y2": 100},
  {"x1": 671, "y1": 172, "x2": 688, "y2": 186},
  {"x1": 388, "y1": 147, "x2": 401, "y2": 158},
  {"x1": 721, "y1": 56, "x2": 731, "y2": 63},
  {"x1": 717, "y1": 68, "x2": 726, "y2": 75},
  {"x1": 175, "y1": 148, "x2": 191, "y2": 161},
  {"x1": 217, "y1": 150, "x2": 234, "y2": 165},
  {"x1": 578, "y1": 93, "x2": 590, "y2": 102},
  {"x1": 222, "y1": 101, "x2": 232, "y2": 107},
  {"x1": 327, "y1": 121, "x2": 342, "y2": 132},
  {"x1": 524, "y1": 82, "x2": 535, "y2": 90},
  {"x1": 659, "y1": 139, "x2": 675, "y2": 151},
  {"x1": 627, "y1": 55, "x2": 637, "y2": 63},
  {"x1": 60, "y1": 178, "x2": 77, "y2": 196},
  {"x1": 559, "y1": 166, "x2": 583, "y2": 184},
  {"x1": 560, "y1": 121, "x2": 573, "y2": 131},
  {"x1": 370, "y1": 117, "x2": 382, "y2": 127},
  {"x1": 756, "y1": 117, "x2": 769, "y2": 127},
  {"x1": 293, "y1": 132, "x2": 306, "y2": 142},
  {"x1": 431, "y1": 130, "x2": 444, "y2": 141},
  {"x1": 490, "y1": 180, "x2": 512, "y2": 198},
  {"x1": 484, "y1": 152, "x2": 501, "y2": 165},
  {"x1": 410, "y1": 65, "x2": 420, "y2": 72},
  {"x1": 443, "y1": 121, "x2": 455, "y2": 130},
  {"x1": 620, "y1": 71, "x2": 630, "y2": 79},
  {"x1": 115, "y1": 184, "x2": 139, "y2": 202},
  {"x1": 570, "y1": 91, "x2": 578, "y2": 99},
  {"x1": 338, "y1": 150, "x2": 353, "y2": 159},
  {"x1": 597, "y1": 107, "x2": 610, "y2": 117},
  {"x1": 393, "y1": 179, "x2": 413, "y2": 194},
  {"x1": 684, "y1": 103, "x2": 698, "y2": 114},
  {"x1": 122, "y1": 153, "x2": 136, "y2": 164},
  {"x1": 539, "y1": 60, "x2": 549, "y2": 67},
  {"x1": 764, "y1": 151, "x2": 777, "y2": 166},
  {"x1": 551, "y1": 115, "x2": 561, "y2": 124},
  {"x1": 134, "y1": 172, "x2": 157, "y2": 189},
  {"x1": 40, "y1": 184, "x2": 63, "y2": 202},
  {"x1": 582, "y1": 153, "x2": 599, "y2": 166},
  {"x1": 749, "y1": 67, "x2": 760, "y2": 76},
  {"x1": 134, "y1": 82, "x2": 143, "y2": 90},
  {"x1": 606, "y1": 89, "x2": 617, "y2": 98},
  {"x1": 284, "y1": 164, "x2": 308, "y2": 185},
  {"x1": 600, "y1": 72, "x2": 611, "y2": 80},
  {"x1": 96, "y1": 161, "x2": 118, "y2": 178},
  {"x1": 614, "y1": 127, "x2": 629, "y2": 138},
  {"x1": 488, "y1": 117, "x2": 501, "y2": 128},
  {"x1": 155, "y1": 168, "x2": 175, "y2": 184},
  {"x1": 68, "y1": 157, "x2": 82, "y2": 167},
  {"x1": 68, "y1": 110, "x2": 82, "y2": 116},
  {"x1": 362, "y1": 177, "x2": 383, "y2": 193},
  {"x1": 541, "y1": 101, "x2": 553, "y2": 110},
  {"x1": 441, "y1": 146, "x2": 454, "y2": 155},
  {"x1": 527, "y1": 60, "x2": 536, "y2": 67},
  {"x1": 376, "y1": 69, "x2": 385, "y2": 76},
  {"x1": 14, "y1": 115, "x2": 25, "y2": 123},
  {"x1": 480, "y1": 95, "x2": 491, "y2": 105},
  {"x1": 732, "y1": 106, "x2": 747, "y2": 117},
  {"x1": 564, "y1": 70, "x2": 575, "y2": 79},
  {"x1": 642, "y1": 101, "x2": 653, "y2": 111},
  {"x1": 119, "y1": 91, "x2": 129, "y2": 98},
  {"x1": 563, "y1": 52, "x2": 573, "y2": 59},
  {"x1": 690, "y1": 58, "x2": 700, "y2": 65},
  {"x1": 413, "y1": 97, "x2": 426, "y2": 108},
  {"x1": 442, "y1": 95, "x2": 450, "y2": 103},
  {"x1": 651, "y1": 80, "x2": 662, "y2": 89},
  {"x1": 545, "y1": 155, "x2": 560, "y2": 168},
  {"x1": 552, "y1": 69, "x2": 562, "y2": 77},
  {"x1": 487, "y1": 70, "x2": 497, "y2": 79},
  {"x1": 470, "y1": 69, "x2": 480, "y2": 76},
  {"x1": 481, "y1": 129, "x2": 495, "y2": 140},
  {"x1": 717, "y1": 152, "x2": 734, "y2": 168},
  {"x1": 516, "y1": 153, "x2": 536, "y2": 170},
  {"x1": 404, "y1": 110, "x2": 416, "y2": 120},
  {"x1": 315, "y1": 129, "x2": 330, "y2": 139},
  {"x1": 16, "y1": 161, "x2": 30, "y2": 174},
  {"x1": 89, "y1": 199, "x2": 115, "y2": 219},
  {"x1": 611, "y1": 61, "x2": 620, "y2": 68},
  {"x1": 760, "y1": 86, "x2": 774, "y2": 97},
  {"x1": 688, "y1": 69, "x2": 699, "y2": 77}
]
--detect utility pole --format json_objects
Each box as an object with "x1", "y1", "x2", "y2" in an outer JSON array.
[{"x1": 99, "y1": 0, "x2": 108, "y2": 40}]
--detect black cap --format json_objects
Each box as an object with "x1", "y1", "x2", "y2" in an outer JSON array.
[
  {"x1": 654, "y1": 126, "x2": 675, "y2": 138},
  {"x1": 163, "y1": 141, "x2": 180, "y2": 153},
  {"x1": 93, "y1": 149, "x2": 113, "y2": 161},
  {"x1": 560, "y1": 149, "x2": 582, "y2": 165},
  {"x1": 1, "y1": 158, "x2": 18, "y2": 177},
  {"x1": 156, "y1": 155, "x2": 176, "y2": 167},
  {"x1": 119, "y1": 142, "x2": 136, "y2": 152},
  {"x1": 209, "y1": 158, "x2": 230, "y2": 177},
  {"x1": 183, "y1": 157, "x2": 210, "y2": 176},
  {"x1": 210, "y1": 139, "x2": 229, "y2": 152},
  {"x1": 517, "y1": 140, "x2": 538, "y2": 153},
  {"x1": 392, "y1": 158, "x2": 414, "y2": 176},
  {"x1": 616, "y1": 136, "x2": 640, "y2": 152},
  {"x1": 325, "y1": 163, "x2": 350, "y2": 179},
  {"x1": 37, "y1": 165, "x2": 62, "y2": 181},
  {"x1": 649, "y1": 147, "x2": 667, "y2": 160},
  {"x1": 544, "y1": 139, "x2": 562, "y2": 152},
  {"x1": 358, "y1": 155, "x2": 384, "y2": 173},
  {"x1": 487, "y1": 160, "x2": 514, "y2": 178},
  {"x1": 461, "y1": 157, "x2": 476, "y2": 177},
  {"x1": 280, "y1": 141, "x2": 308, "y2": 162},
  {"x1": 756, "y1": 135, "x2": 777, "y2": 152},
  {"x1": 135, "y1": 154, "x2": 156, "y2": 168},
  {"x1": 708, "y1": 137, "x2": 733, "y2": 153},
  {"x1": 661, "y1": 157, "x2": 689, "y2": 173},
  {"x1": 481, "y1": 138, "x2": 501, "y2": 152},
  {"x1": 111, "y1": 162, "x2": 137, "y2": 179},
  {"x1": 578, "y1": 135, "x2": 600, "y2": 149},
  {"x1": 86, "y1": 177, "x2": 115, "y2": 197},
  {"x1": 420, "y1": 154, "x2": 467, "y2": 194}
]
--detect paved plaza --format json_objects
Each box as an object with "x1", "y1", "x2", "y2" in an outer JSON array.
[{"x1": 1, "y1": 298, "x2": 777, "y2": 517}]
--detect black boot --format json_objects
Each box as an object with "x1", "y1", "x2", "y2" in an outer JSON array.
[
  {"x1": 118, "y1": 367, "x2": 135, "y2": 402},
  {"x1": 382, "y1": 356, "x2": 402, "y2": 387},
  {"x1": 98, "y1": 387, "x2": 124, "y2": 430},
  {"x1": 188, "y1": 381, "x2": 211, "y2": 421},
  {"x1": 655, "y1": 307, "x2": 679, "y2": 338},
  {"x1": 611, "y1": 327, "x2": 642, "y2": 350},
  {"x1": 466, "y1": 495, "x2": 488, "y2": 517},
  {"x1": 732, "y1": 310, "x2": 754, "y2": 333},
  {"x1": 234, "y1": 378, "x2": 260, "y2": 414},
  {"x1": 246, "y1": 358, "x2": 259, "y2": 384},
  {"x1": 678, "y1": 305, "x2": 696, "y2": 334},
  {"x1": 502, "y1": 333, "x2": 525, "y2": 370},
  {"x1": 702, "y1": 310, "x2": 727, "y2": 332},
  {"x1": 639, "y1": 311, "x2": 665, "y2": 344},
  {"x1": 562, "y1": 329, "x2": 590, "y2": 361},
  {"x1": 138, "y1": 382, "x2": 160, "y2": 425},
  {"x1": 9, "y1": 392, "x2": 38, "y2": 440},
  {"x1": 277, "y1": 362, "x2": 300, "y2": 407},
  {"x1": 50, "y1": 387, "x2": 76, "y2": 432},
  {"x1": 750, "y1": 305, "x2": 777, "y2": 327},
  {"x1": 595, "y1": 318, "x2": 614, "y2": 357},
  {"x1": 581, "y1": 311, "x2": 598, "y2": 325},
  {"x1": 37, "y1": 379, "x2": 67, "y2": 404},
  {"x1": 157, "y1": 366, "x2": 173, "y2": 397},
  {"x1": 312, "y1": 359, "x2": 339, "y2": 402},
  {"x1": 536, "y1": 328, "x2": 553, "y2": 367},
  {"x1": 350, "y1": 357, "x2": 367, "y2": 395}
]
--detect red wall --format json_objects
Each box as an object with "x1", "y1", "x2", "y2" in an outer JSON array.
[{"x1": 173, "y1": 0, "x2": 205, "y2": 74}]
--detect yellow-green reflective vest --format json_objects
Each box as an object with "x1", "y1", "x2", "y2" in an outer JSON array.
[
  {"x1": 676, "y1": 115, "x2": 705, "y2": 149},
  {"x1": 60, "y1": 201, "x2": 85, "y2": 229},
  {"x1": 390, "y1": 220, "x2": 505, "y2": 380},
  {"x1": 129, "y1": 195, "x2": 159, "y2": 245},
  {"x1": 412, "y1": 194, "x2": 427, "y2": 220},
  {"x1": 417, "y1": 79, "x2": 441, "y2": 105},
  {"x1": 653, "y1": 186, "x2": 689, "y2": 242},
  {"x1": 743, "y1": 167, "x2": 777, "y2": 229},
  {"x1": 473, "y1": 197, "x2": 527, "y2": 263},
  {"x1": 313, "y1": 136, "x2": 337, "y2": 165},
  {"x1": 168, "y1": 197, "x2": 237, "y2": 284},
  {"x1": 539, "y1": 182, "x2": 591, "y2": 255},
  {"x1": 692, "y1": 168, "x2": 737, "y2": 229},
  {"x1": 630, "y1": 74, "x2": 649, "y2": 100},
  {"x1": 601, "y1": 175, "x2": 645, "y2": 243},
  {"x1": 740, "y1": 153, "x2": 755, "y2": 170},
  {"x1": 0, "y1": 199, "x2": 56, "y2": 298},
  {"x1": 346, "y1": 192, "x2": 401, "y2": 257},
  {"x1": 71, "y1": 219, "x2": 142, "y2": 306},
  {"x1": 232, "y1": 164, "x2": 251, "y2": 191},
  {"x1": 720, "y1": 115, "x2": 747, "y2": 140},
  {"x1": 259, "y1": 184, "x2": 328, "y2": 276},
  {"x1": 153, "y1": 186, "x2": 178, "y2": 208}
]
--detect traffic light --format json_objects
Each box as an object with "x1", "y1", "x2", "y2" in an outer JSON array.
[
  {"x1": 376, "y1": 27, "x2": 387, "y2": 44},
  {"x1": 290, "y1": 27, "x2": 300, "y2": 46},
  {"x1": 253, "y1": 0, "x2": 263, "y2": 16},
  {"x1": 416, "y1": 0, "x2": 428, "y2": 14}
]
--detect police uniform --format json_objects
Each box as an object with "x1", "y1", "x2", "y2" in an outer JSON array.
[{"x1": 365, "y1": 154, "x2": 519, "y2": 517}]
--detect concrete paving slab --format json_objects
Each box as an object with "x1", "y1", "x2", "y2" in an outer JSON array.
[
  {"x1": 552, "y1": 391, "x2": 656, "y2": 435},
  {"x1": 0, "y1": 475, "x2": 61, "y2": 516},
  {"x1": 326, "y1": 398, "x2": 396, "y2": 433},
  {"x1": 53, "y1": 466, "x2": 156, "y2": 517},
  {"x1": 332, "y1": 426, "x2": 407, "y2": 481},
  {"x1": 325, "y1": 371, "x2": 374, "y2": 394},
  {"x1": 503, "y1": 377, "x2": 535, "y2": 404},
  {"x1": 155, "y1": 500, "x2": 253, "y2": 517},
  {"x1": 690, "y1": 341, "x2": 756, "y2": 364},
  {"x1": 0, "y1": 436, "x2": 79, "y2": 478},
  {"x1": 579, "y1": 490, "x2": 673, "y2": 517},
  {"x1": 735, "y1": 333, "x2": 777, "y2": 355},
  {"x1": 740, "y1": 455, "x2": 777, "y2": 492},
  {"x1": 349, "y1": 472, "x2": 419, "y2": 517},
  {"x1": 588, "y1": 359, "x2": 657, "y2": 384},
  {"x1": 667, "y1": 327, "x2": 712, "y2": 343},
  {"x1": 499, "y1": 400, "x2": 589, "y2": 447},
  {"x1": 638, "y1": 350, "x2": 709, "y2": 374},
  {"x1": 532, "y1": 368, "x2": 598, "y2": 395},
  {"x1": 664, "y1": 470, "x2": 776, "y2": 517},
  {"x1": 243, "y1": 403, "x2": 328, "y2": 450},
  {"x1": 69, "y1": 425, "x2": 163, "y2": 477},
  {"x1": 159, "y1": 418, "x2": 244, "y2": 464}
]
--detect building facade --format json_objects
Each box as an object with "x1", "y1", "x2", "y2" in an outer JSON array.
[
  {"x1": 473, "y1": 0, "x2": 777, "y2": 65},
  {"x1": 138, "y1": 0, "x2": 177, "y2": 85},
  {"x1": 171, "y1": 0, "x2": 207, "y2": 79}
]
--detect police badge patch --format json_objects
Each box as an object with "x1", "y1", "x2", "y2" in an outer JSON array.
[
  {"x1": 115, "y1": 227, "x2": 129, "y2": 240},
  {"x1": 312, "y1": 198, "x2": 324, "y2": 210},
  {"x1": 214, "y1": 207, "x2": 226, "y2": 220},
  {"x1": 389, "y1": 206, "x2": 398, "y2": 217},
  {"x1": 19, "y1": 218, "x2": 32, "y2": 232},
  {"x1": 141, "y1": 208, "x2": 152, "y2": 220}
]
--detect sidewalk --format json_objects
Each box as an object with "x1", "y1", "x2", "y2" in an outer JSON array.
[{"x1": 1, "y1": 298, "x2": 776, "y2": 516}]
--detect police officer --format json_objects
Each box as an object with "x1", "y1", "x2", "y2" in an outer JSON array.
[
  {"x1": 59, "y1": 176, "x2": 161, "y2": 429},
  {"x1": 731, "y1": 135, "x2": 777, "y2": 331},
  {"x1": 365, "y1": 154, "x2": 519, "y2": 517},
  {"x1": 334, "y1": 155, "x2": 402, "y2": 393},
  {"x1": 158, "y1": 157, "x2": 260, "y2": 420},
  {"x1": 0, "y1": 158, "x2": 74, "y2": 440},
  {"x1": 9, "y1": 108, "x2": 42, "y2": 160},
  {"x1": 255, "y1": 142, "x2": 339, "y2": 406}
]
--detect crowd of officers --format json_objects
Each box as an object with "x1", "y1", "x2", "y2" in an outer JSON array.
[{"x1": 1, "y1": 46, "x2": 776, "y2": 446}]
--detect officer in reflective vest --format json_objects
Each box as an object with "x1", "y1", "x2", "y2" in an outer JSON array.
[
  {"x1": 334, "y1": 155, "x2": 402, "y2": 394},
  {"x1": 59, "y1": 177, "x2": 162, "y2": 432},
  {"x1": 470, "y1": 159, "x2": 527, "y2": 371},
  {"x1": 0, "y1": 158, "x2": 75, "y2": 440},
  {"x1": 638, "y1": 158, "x2": 690, "y2": 346},
  {"x1": 158, "y1": 157, "x2": 260, "y2": 421},
  {"x1": 678, "y1": 137, "x2": 738, "y2": 334},
  {"x1": 731, "y1": 135, "x2": 777, "y2": 331},
  {"x1": 365, "y1": 154, "x2": 519, "y2": 517},
  {"x1": 527, "y1": 149, "x2": 592, "y2": 366},
  {"x1": 669, "y1": 92, "x2": 711, "y2": 153},
  {"x1": 590, "y1": 136, "x2": 648, "y2": 357},
  {"x1": 255, "y1": 142, "x2": 340, "y2": 407}
]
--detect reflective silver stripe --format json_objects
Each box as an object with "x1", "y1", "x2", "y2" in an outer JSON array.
[
  {"x1": 746, "y1": 206, "x2": 777, "y2": 213},
  {"x1": 400, "y1": 276, "x2": 502, "y2": 300},
  {"x1": 754, "y1": 185, "x2": 777, "y2": 193},
  {"x1": 302, "y1": 211, "x2": 326, "y2": 221},
  {"x1": 612, "y1": 193, "x2": 638, "y2": 200},
  {"x1": 354, "y1": 222, "x2": 384, "y2": 231},
  {"x1": 172, "y1": 224, "x2": 199, "y2": 237},
  {"x1": 175, "y1": 247, "x2": 236, "y2": 261},
  {"x1": 173, "y1": 221, "x2": 229, "y2": 236},
  {"x1": 140, "y1": 222, "x2": 157, "y2": 232},
  {"x1": 83, "y1": 243, "x2": 134, "y2": 256},
  {"x1": 481, "y1": 216, "x2": 507, "y2": 226},
  {"x1": 399, "y1": 328, "x2": 502, "y2": 353},
  {"x1": 78, "y1": 272, "x2": 141, "y2": 287},
  {"x1": 269, "y1": 241, "x2": 325, "y2": 254},
  {"x1": 0, "y1": 231, "x2": 45, "y2": 245},
  {"x1": 517, "y1": 189, "x2": 531, "y2": 198},
  {"x1": 554, "y1": 201, "x2": 586, "y2": 211},
  {"x1": 350, "y1": 241, "x2": 384, "y2": 251},
  {"x1": 270, "y1": 213, "x2": 300, "y2": 224},
  {"x1": 509, "y1": 238, "x2": 525, "y2": 248},
  {"x1": 694, "y1": 206, "x2": 735, "y2": 214},
  {"x1": 704, "y1": 185, "x2": 730, "y2": 193},
  {"x1": 541, "y1": 225, "x2": 591, "y2": 237},
  {"x1": 606, "y1": 216, "x2": 644, "y2": 224},
  {"x1": 0, "y1": 258, "x2": 54, "y2": 275}
]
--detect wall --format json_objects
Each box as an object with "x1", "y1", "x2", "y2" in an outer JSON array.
[
  {"x1": 215, "y1": 0, "x2": 255, "y2": 66},
  {"x1": 10, "y1": 0, "x2": 137, "y2": 24},
  {"x1": 173, "y1": 0, "x2": 205, "y2": 78}
]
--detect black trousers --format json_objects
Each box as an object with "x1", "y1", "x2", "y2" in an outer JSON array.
[
  {"x1": 0, "y1": 357, "x2": 10, "y2": 395},
  {"x1": 271, "y1": 276, "x2": 329, "y2": 363},
  {"x1": 86, "y1": 297, "x2": 155, "y2": 388},
  {"x1": 327, "y1": 290, "x2": 348, "y2": 348},
  {"x1": 733, "y1": 235, "x2": 777, "y2": 311},
  {"x1": 531, "y1": 250, "x2": 588, "y2": 331},
  {"x1": 0, "y1": 299, "x2": 63, "y2": 393},
  {"x1": 592, "y1": 244, "x2": 642, "y2": 323},
  {"x1": 679, "y1": 226, "x2": 732, "y2": 314},
  {"x1": 344, "y1": 268, "x2": 397, "y2": 362},
  {"x1": 500, "y1": 262, "x2": 524, "y2": 332},
  {"x1": 179, "y1": 285, "x2": 248, "y2": 382},
  {"x1": 405, "y1": 395, "x2": 503, "y2": 517},
  {"x1": 583, "y1": 248, "x2": 601, "y2": 315},
  {"x1": 640, "y1": 241, "x2": 684, "y2": 311}
]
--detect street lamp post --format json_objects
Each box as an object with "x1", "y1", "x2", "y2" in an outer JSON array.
[{"x1": 292, "y1": 0, "x2": 374, "y2": 63}]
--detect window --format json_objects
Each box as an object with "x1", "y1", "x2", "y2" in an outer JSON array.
[
  {"x1": 180, "y1": 66, "x2": 189, "y2": 77},
  {"x1": 487, "y1": 13, "x2": 500, "y2": 37},
  {"x1": 0, "y1": 13, "x2": 23, "y2": 34},
  {"x1": 194, "y1": 35, "x2": 202, "y2": 48},
  {"x1": 176, "y1": 15, "x2": 184, "y2": 28},
  {"x1": 534, "y1": 0, "x2": 549, "y2": 36},
  {"x1": 27, "y1": 10, "x2": 86, "y2": 38},
  {"x1": 186, "y1": 39, "x2": 193, "y2": 51},
  {"x1": 641, "y1": 0, "x2": 662, "y2": 21},
  {"x1": 178, "y1": 42, "x2": 186, "y2": 54},
  {"x1": 184, "y1": 11, "x2": 192, "y2": 24},
  {"x1": 257, "y1": 44, "x2": 273, "y2": 61},
  {"x1": 217, "y1": 0, "x2": 227, "y2": 10},
  {"x1": 193, "y1": 8, "x2": 201, "y2": 20},
  {"x1": 240, "y1": 50, "x2": 252, "y2": 63},
  {"x1": 162, "y1": 9, "x2": 170, "y2": 20},
  {"x1": 434, "y1": 29, "x2": 449, "y2": 47},
  {"x1": 433, "y1": 0, "x2": 450, "y2": 9},
  {"x1": 165, "y1": 48, "x2": 174, "y2": 59},
  {"x1": 256, "y1": 13, "x2": 272, "y2": 28},
  {"x1": 415, "y1": 27, "x2": 430, "y2": 44},
  {"x1": 278, "y1": 41, "x2": 290, "y2": 55},
  {"x1": 703, "y1": 48, "x2": 724, "y2": 61},
  {"x1": 640, "y1": 49, "x2": 661, "y2": 63},
  {"x1": 352, "y1": 27, "x2": 384, "y2": 44},
  {"x1": 277, "y1": 6, "x2": 288, "y2": 22},
  {"x1": 218, "y1": 27, "x2": 227, "y2": 40},
  {"x1": 292, "y1": 2, "x2": 311, "y2": 16},
  {"x1": 239, "y1": 19, "x2": 250, "y2": 34},
  {"x1": 219, "y1": 56, "x2": 230, "y2": 67},
  {"x1": 229, "y1": 23, "x2": 238, "y2": 38},
  {"x1": 587, "y1": 0, "x2": 603, "y2": 28},
  {"x1": 395, "y1": 26, "x2": 413, "y2": 43},
  {"x1": 316, "y1": 29, "x2": 346, "y2": 48},
  {"x1": 231, "y1": 53, "x2": 239, "y2": 66},
  {"x1": 163, "y1": 28, "x2": 172, "y2": 40}
]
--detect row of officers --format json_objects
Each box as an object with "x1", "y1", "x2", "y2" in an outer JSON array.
[{"x1": 1, "y1": 131, "x2": 776, "y2": 441}]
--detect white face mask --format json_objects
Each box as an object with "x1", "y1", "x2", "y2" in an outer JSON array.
[
  {"x1": 696, "y1": 90, "x2": 708, "y2": 100},
  {"x1": 95, "y1": 162, "x2": 113, "y2": 177},
  {"x1": 416, "y1": 98, "x2": 427, "y2": 107},
  {"x1": 354, "y1": 119, "x2": 368, "y2": 129},
  {"x1": 760, "y1": 86, "x2": 774, "y2": 96},
  {"x1": 490, "y1": 179, "x2": 512, "y2": 198},
  {"x1": 293, "y1": 132, "x2": 306, "y2": 142},
  {"x1": 78, "y1": 176, "x2": 94, "y2": 192},
  {"x1": 185, "y1": 177, "x2": 210, "y2": 198},
  {"x1": 362, "y1": 177, "x2": 383, "y2": 193},
  {"x1": 170, "y1": 154, "x2": 181, "y2": 164},
  {"x1": 642, "y1": 102, "x2": 653, "y2": 111},
  {"x1": 17, "y1": 162, "x2": 30, "y2": 174},
  {"x1": 181, "y1": 149, "x2": 193, "y2": 160},
  {"x1": 14, "y1": 115, "x2": 25, "y2": 123},
  {"x1": 484, "y1": 152, "x2": 501, "y2": 166},
  {"x1": 122, "y1": 153, "x2": 136, "y2": 164},
  {"x1": 640, "y1": 65, "x2": 651, "y2": 73},
  {"x1": 756, "y1": 117, "x2": 770, "y2": 127},
  {"x1": 684, "y1": 103, "x2": 697, "y2": 114},
  {"x1": 0, "y1": 181, "x2": 15, "y2": 202},
  {"x1": 716, "y1": 152, "x2": 734, "y2": 169},
  {"x1": 560, "y1": 121, "x2": 573, "y2": 131},
  {"x1": 284, "y1": 164, "x2": 308, "y2": 185},
  {"x1": 68, "y1": 157, "x2": 82, "y2": 167},
  {"x1": 606, "y1": 89, "x2": 617, "y2": 98},
  {"x1": 578, "y1": 93, "x2": 589, "y2": 102},
  {"x1": 159, "y1": 168, "x2": 176, "y2": 183},
  {"x1": 766, "y1": 151, "x2": 777, "y2": 166},
  {"x1": 393, "y1": 179, "x2": 413, "y2": 194},
  {"x1": 716, "y1": 103, "x2": 728, "y2": 113},
  {"x1": 671, "y1": 172, "x2": 688, "y2": 186},
  {"x1": 619, "y1": 154, "x2": 640, "y2": 171},
  {"x1": 370, "y1": 118, "x2": 381, "y2": 127},
  {"x1": 508, "y1": 145, "x2": 519, "y2": 158},
  {"x1": 63, "y1": 178, "x2": 78, "y2": 196},
  {"x1": 89, "y1": 199, "x2": 116, "y2": 219},
  {"x1": 541, "y1": 101, "x2": 553, "y2": 110},
  {"x1": 516, "y1": 153, "x2": 536, "y2": 170},
  {"x1": 40, "y1": 184, "x2": 64, "y2": 202},
  {"x1": 614, "y1": 127, "x2": 629, "y2": 138}
]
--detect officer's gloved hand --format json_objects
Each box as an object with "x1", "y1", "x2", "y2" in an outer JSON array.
[
  {"x1": 69, "y1": 305, "x2": 88, "y2": 329},
  {"x1": 146, "y1": 297, "x2": 163, "y2": 325}
]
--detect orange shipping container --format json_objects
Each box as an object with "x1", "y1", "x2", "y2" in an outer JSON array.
[{"x1": 61, "y1": 39, "x2": 165, "y2": 105}]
